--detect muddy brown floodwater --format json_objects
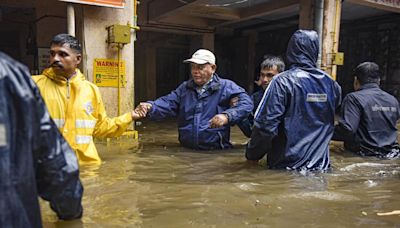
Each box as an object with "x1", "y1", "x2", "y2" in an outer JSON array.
[{"x1": 41, "y1": 120, "x2": 400, "y2": 228}]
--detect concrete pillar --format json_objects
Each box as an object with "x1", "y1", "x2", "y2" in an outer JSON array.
[
  {"x1": 190, "y1": 35, "x2": 202, "y2": 54},
  {"x1": 322, "y1": 0, "x2": 342, "y2": 79},
  {"x1": 82, "y1": 0, "x2": 135, "y2": 117},
  {"x1": 202, "y1": 33, "x2": 215, "y2": 51},
  {"x1": 35, "y1": 0, "x2": 136, "y2": 117},
  {"x1": 35, "y1": 0, "x2": 67, "y2": 47},
  {"x1": 299, "y1": 0, "x2": 314, "y2": 29}
]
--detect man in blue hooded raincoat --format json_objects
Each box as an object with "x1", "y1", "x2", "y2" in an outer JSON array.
[
  {"x1": 0, "y1": 52, "x2": 83, "y2": 227},
  {"x1": 245, "y1": 30, "x2": 342, "y2": 171},
  {"x1": 135, "y1": 49, "x2": 253, "y2": 150}
]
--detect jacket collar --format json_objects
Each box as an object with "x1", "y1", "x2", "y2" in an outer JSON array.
[
  {"x1": 186, "y1": 73, "x2": 221, "y2": 92},
  {"x1": 359, "y1": 83, "x2": 380, "y2": 90},
  {"x1": 43, "y1": 67, "x2": 85, "y2": 85}
]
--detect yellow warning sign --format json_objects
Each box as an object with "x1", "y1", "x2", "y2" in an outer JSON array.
[{"x1": 93, "y1": 58, "x2": 126, "y2": 87}]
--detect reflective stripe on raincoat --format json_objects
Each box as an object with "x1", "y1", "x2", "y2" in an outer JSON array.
[
  {"x1": 246, "y1": 30, "x2": 342, "y2": 171},
  {"x1": 33, "y1": 68, "x2": 132, "y2": 164}
]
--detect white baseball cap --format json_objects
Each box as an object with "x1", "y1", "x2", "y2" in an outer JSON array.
[{"x1": 183, "y1": 49, "x2": 216, "y2": 65}]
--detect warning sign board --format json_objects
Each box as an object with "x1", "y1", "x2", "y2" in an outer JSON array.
[
  {"x1": 59, "y1": 0, "x2": 125, "y2": 8},
  {"x1": 37, "y1": 47, "x2": 50, "y2": 74},
  {"x1": 93, "y1": 58, "x2": 126, "y2": 87}
]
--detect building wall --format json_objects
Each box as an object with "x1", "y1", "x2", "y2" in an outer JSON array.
[
  {"x1": 35, "y1": 1, "x2": 67, "y2": 47},
  {"x1": 215, "y1": 35, "x2": 249, "y2": 90},
  {"x1": 135, "y1": 31, "x2": 190, "y2": 104},
  {"x1": 33, "y1": 0, "x2": 136, "y2": 118},
  {"x1": 0, "y1": 1, "x2": 36, "y2": 71},
  {"x1": 82, "y1": 1, "x2": 135, "y2": 117},
  {"x1": 338, "y1": 14, "x2": 400, "y2": 100}
]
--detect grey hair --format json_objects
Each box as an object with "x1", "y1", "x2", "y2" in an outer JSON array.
[
  {"x1": 353, "y1": 62, "x2": 381, "y2": 85},
  {"x1": 260, "y1": 55, "x2": 285, "y2": 73}
]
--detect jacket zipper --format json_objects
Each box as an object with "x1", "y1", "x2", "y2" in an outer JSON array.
[{"x1": 66, "y1": 79, "x2": 70, "y2": 99}]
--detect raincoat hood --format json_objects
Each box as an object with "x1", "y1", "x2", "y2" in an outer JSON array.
[{"x1": 286, "y1": 30, "x2": 319, "y2": 69}]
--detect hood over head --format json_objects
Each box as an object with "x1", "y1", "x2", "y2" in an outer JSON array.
[{"x1": 286, "y1": 30, "x2": 319, "y2": 69}]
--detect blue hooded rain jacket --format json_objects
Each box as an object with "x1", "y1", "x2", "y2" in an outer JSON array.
[
  {"x1": 246, "y1": 30, "x2": 342, "y2": 171},
  {"x1": 147, "y1": 74, "x2": 253, "y2": 150}
]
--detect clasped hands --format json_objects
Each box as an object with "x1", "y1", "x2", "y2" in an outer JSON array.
[{"x1": 131, "y1": 102, "x2": 152, "y2": 120}]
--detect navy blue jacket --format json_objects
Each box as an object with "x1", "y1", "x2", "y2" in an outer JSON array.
[
  {"x1": 237, "y1": 89, "x2": 264, "y2": 137},
  {"x1": 246, "y1": 30, "x2": 342, "y2": 171},
  {"x1": 147, "y1": 74, "x2": 253, "y2": 150},
  {"x1": 333, "y1": 83, "x2": 400, "y2": 157},
  {"x1": 0, "y1": 52, "x2": 83, "y2": 227}
]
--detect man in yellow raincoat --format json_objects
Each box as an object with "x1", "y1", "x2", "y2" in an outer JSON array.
[{"x1": 33, "y1": 34, "x2": 141, "y2": 165}]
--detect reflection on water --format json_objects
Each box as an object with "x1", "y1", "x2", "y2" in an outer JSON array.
[{"x1": 42, "y1": 120, "x2": 400, "y2": 227}]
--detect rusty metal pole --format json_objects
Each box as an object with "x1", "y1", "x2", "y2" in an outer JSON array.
[{"x1": 331, "y1": 0, "x2": 342, "y2": 80}]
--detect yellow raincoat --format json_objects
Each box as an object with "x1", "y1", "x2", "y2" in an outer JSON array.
[{"x1": 33, "y1": 68, "x2": 132, "y2": 164}]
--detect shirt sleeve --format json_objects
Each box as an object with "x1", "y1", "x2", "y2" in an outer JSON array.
[
  {"x1": 221, "y1": 82, "x2": 253, "y2": 124},
  {"x1": 254, "y1": 76, "x2": 288, "y2": 137},
  {"x1": 245, "y1": 126, "x2": 271, "y2": 160},
  {"x1": 245, "y1": 77, "x2": 288, "y2": 160},
  {"x1": 332, "y1": 94, "x2": 361, "y2": 140}
]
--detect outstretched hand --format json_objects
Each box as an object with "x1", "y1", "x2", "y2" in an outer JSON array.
[{"x1": 209, "y1": 114, "x2": 229, "y2": 128}]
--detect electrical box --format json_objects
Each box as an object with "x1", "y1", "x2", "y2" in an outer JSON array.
[
  {"x1": 333, "y1": 52, "x2": 344, "y2": 65},
  {"x1": 106, "y1": 24, "x2": 131, "y2": 44}
]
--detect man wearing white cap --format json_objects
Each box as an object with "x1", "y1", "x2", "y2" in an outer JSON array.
[{"x1": 136, "y1": 49, "x2": 253, "y2": 150}]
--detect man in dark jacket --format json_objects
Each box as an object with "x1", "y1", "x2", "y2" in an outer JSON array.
[
  {"x1": 0, "y1": 52, "x2": 83, "y2": 227},
  {"x1": 237, "y1": 55, "x2": 285, "y2": 137},
  {"x1": 135, "y1": 49, "x2": 253, "y2": 150},
  {"x1": 245, "y1": 30, "x2": 342, "y2": 171},
  {"x1": 332, "y1": 62, "x2": 400, "y2": 158}
]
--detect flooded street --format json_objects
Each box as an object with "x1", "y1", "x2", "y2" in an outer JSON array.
[{"x1": 42, "y1": 120, "x2": 400, "y2": 227}]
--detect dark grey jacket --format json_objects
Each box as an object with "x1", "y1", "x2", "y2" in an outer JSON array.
[
  {"x1": 0, "y1": 52, "x2": 83, "y2": 227},
  {"x1": 333, "y1": 83, "x2": 400, "y2": 157}
]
